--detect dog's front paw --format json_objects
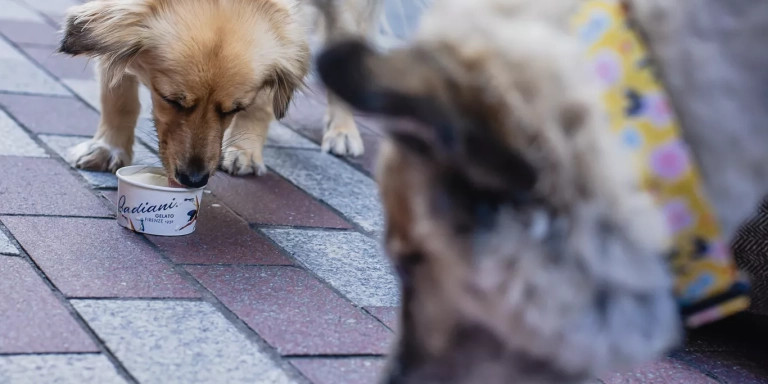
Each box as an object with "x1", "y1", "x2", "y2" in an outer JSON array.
[
  {"x1": 220, "y1": 147, "x2": 267, "y2": 176},
  {"x1": 322, "y1": 114, "x2": 364, "y2": 157},
  {"x1": 67, "y1": 139, "x2": 131, "y2": 173}
]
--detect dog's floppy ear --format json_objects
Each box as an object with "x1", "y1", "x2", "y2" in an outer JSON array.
[
  {"x1": 267, "y1": 64, "x2": 307, "y2": 120},
  {"x1": 267, "y1": 39, "x2": 310, "y2": 120},
  {"x1": 59, "y1": 0, "x2": 150, "y2": 86}
]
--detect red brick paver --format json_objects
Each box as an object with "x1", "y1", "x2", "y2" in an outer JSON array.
[
  {"x1": 3, "y1": 216, "x2": 200, "y2": 298},
  {"x1": 0, "y1": 94, "x2": 99, "y2": 136},
  {"x1": 188, "y1": 265, "x2": 393, "y2": 355},
  {"x1": 146, "y1": 197, "x2": 293, "y2": 265},
  {"x1": 0, "y1": 158, "x2": 110, "y2": 217},
  {"x1": 365, "y1": 307, "x2": 399, "y2": 331},
  {"x1": 209, "y1": 173, "x2": 351, "y2": 228},
  {"x1": 291, "y1": 358, "x2": 387, "y2": 384},
  {"x1": 0, "y1": 257, "x2": 97, "y2": 353},
  {"x1": 601, "y1": 359, "x2": 718, "y2": 384},
  {"x1": 102, "y1": 190, "x2": 293, "y2": 265}
]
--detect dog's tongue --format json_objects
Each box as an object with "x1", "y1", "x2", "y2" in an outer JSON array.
[{"x1": 167, "y1": 178, "x2": 185, "y2": 188}]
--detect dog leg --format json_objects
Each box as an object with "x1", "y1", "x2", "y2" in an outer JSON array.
[
  {"x1": 316, "y1": 0, "x2": 384, "y2": 157},
  {"x1": 68, "y1": 65, "x2": 139, "y2": 173},
  {"x1": 322, "y1": 94, "x2": 365, "y2": 156},
  {"x1": 220, "y1": 97, "x2": 272, "y2": 176}
]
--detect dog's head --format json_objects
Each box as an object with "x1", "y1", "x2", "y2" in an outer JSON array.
[
  {"x1": 59, "y1": 0, "x2": 309, "y2": 187},
  {"x1": 319, "y1": 37, "x2": 679, "y2": 383}
]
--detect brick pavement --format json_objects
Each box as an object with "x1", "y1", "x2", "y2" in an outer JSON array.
[{"x1": 0, "y1": 1, "x2": 767, "y2": 383}]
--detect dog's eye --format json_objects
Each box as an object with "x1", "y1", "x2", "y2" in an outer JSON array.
[
  {"x1": 161, "y1": 96, "x2": 189, "y2": 111},
  {"x1": 220, "y1": 105, "x2": 245, "y2": 117}
]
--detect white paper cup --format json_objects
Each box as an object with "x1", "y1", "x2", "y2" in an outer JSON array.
[{"x1": 115, "y1": 165, "x2": 205, "y2": 236}]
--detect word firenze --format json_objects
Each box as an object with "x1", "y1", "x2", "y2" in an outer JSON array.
[{"x1": 118, "y1": 195, "x2": 180, "y2": 214}]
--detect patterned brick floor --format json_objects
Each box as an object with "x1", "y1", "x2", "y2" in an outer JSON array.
[{"x1": 0, "y1": 1, "x2": 767, "y2": 383}]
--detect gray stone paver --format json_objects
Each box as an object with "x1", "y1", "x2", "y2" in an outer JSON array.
[
  {"x1": 0, "y1": 108, "x2": 47, "y2": 157},
  {"x1": 58, "y1": 78, "x2": 99, "y2": 109},
  {"x1": 264, "y1": 228, "x2": 399, "y2": 307},
  {"x1": 264, "y1": 147, "x2": 384, "y2": 232},
  {"x1": 0, "y1": 20, "x2": 60, "y2": 46},
  {"x1": 0, "y1": 59, "x2": 70, "y2": 95},
  {"x1": 73, "y1": 299, "x2": 297, "y2": 384},
  {"x1": 135, "y1": 118, "x2": 159, "y2": 151},
  {"x1": 267, "y1": 121, "x2": 317, "y2": 149},
  {"x1": 0, "y1": 354, "x2": 126, "y2": 384},
  {"x1": 0, "y1": 39, "x2": 69, "y2": 95},
  {"x1": 0, "y1": 0, "x2": 44, "y2": 22},
  {"x1": 18, "y1": 0, "x2": 80, "y2": 15},
  {"x1": 0, "y1": 227, "x2": 17, "y2": 255},
  {"x1": 0, "y1": 36, "x2": 26, "y2": 60},
  {"x1": 40, "y1": 134, "x2": 160, "y2": 188},
  {"x1": 61, "y1": 78, "x2": 154, "y2": 118}
]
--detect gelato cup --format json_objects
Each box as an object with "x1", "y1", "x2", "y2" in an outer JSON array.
[{"x1": 115, "y1": 165, "x2": 205, "y2": 236}]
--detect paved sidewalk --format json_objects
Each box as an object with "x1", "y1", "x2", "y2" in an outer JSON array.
[{"x1": 0, "y1": 1, "x2": 767, "y2": 383}]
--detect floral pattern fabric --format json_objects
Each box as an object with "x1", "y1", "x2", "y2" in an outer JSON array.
[{"x1": 570, "y1": 0, "x2": 750, "y2": 327}]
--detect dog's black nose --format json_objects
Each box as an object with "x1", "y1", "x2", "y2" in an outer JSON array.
[
  {"x1": 176, "y1": 156, "x2": 210, "y2": 188},
  {"x1": 175, "y1": 170, "x2": 209, "y2": 188}
]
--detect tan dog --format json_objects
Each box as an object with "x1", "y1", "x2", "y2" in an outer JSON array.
[{"x1": 59, "y1": 0, "x2": 382, "y2": 188}]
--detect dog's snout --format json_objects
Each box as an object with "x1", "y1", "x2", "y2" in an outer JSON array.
[
  {"x1": 176, "y1": 156, "x2": 210, "y2": 188},
  {"x1": 176, "y1": 170, "x2": 209, "y2": 188}
]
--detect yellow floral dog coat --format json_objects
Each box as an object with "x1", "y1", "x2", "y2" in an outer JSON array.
[{"x1": 570, "y1": 0, "x2": 750, "y2": 327}]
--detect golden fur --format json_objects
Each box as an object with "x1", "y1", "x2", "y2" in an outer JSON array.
[
  {"x1": 318, "y1": 0, "x2": 685, "y2": 382},
  {"x1": 59, "y1": 0, "x2": 381, "y2": 187}
]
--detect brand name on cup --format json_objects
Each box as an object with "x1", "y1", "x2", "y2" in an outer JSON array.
[{"x1": 118, "y1": 195, "x2": 180, "y2": 215}]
